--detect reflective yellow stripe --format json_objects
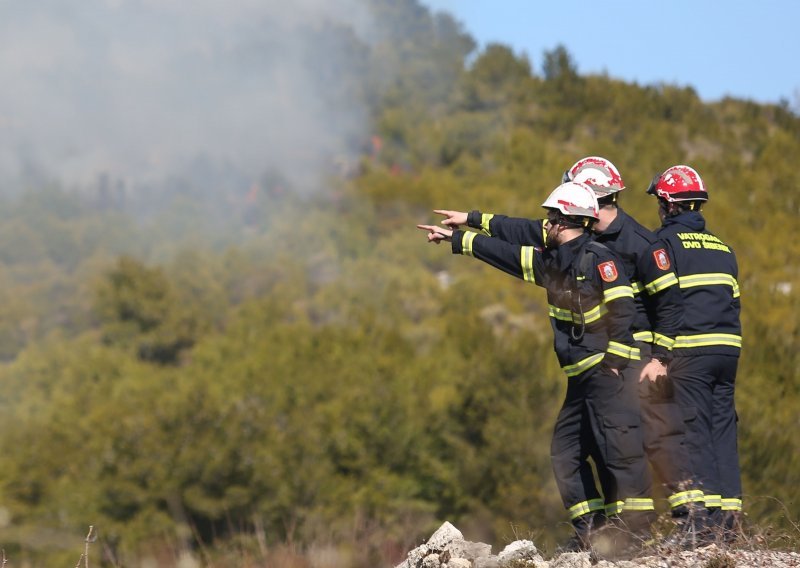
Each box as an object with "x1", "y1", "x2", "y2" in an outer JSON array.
[
  {"x1": 521, "y1": 246, "x2": 536, "y2": 283},
  {"x1": 704, "y1": 494, "x2": 722, "y2": 508},
  {"x1": 568, "y1": 498, "x2": 605, "y2": 519},
  {"x1": 721, "y1": 498, "x2": 742, "y2": 511},
  {"x1": 653, "y1": 333, "x2": 675, "y2": 350},
  {"x1": 581, "y1": 303, "x2": 607, "y2": 324},
  {"x1": 668, "y1": 490, "x2": 705, "y2": 508},
  {"x1": 631, "y1": 281, "x2": 644, "y2": 295},
  {"x1": 607, "y1": 341, "x2": 641, "y2": 360},
  {"x1": 679, "y1": 273, "x2": 740, "y2": 298},
  {"x1": 604, "y1": 285, "x2": 634, "y2": 303},
  {"x1": 480, "y1": 213, "x2": 494, "y2": 236},
  {"x1": 547, "y1": 303, "x2": 608, "y2": 324},
  {"x1": 548, "y1": 305, "x2": 573, "y2": 321},
  {"x1": 461, "y1": 232, "x2": 476, "y2": 257},
  {"x1": 674, "y1": 333, "x2": 742, "y2": 349},
  {"x1": 563, "y1": 353, "x2": 605, "y2": 377},
  {"x1": 645, "y1": 272, "x2": 679, "y2": 294},
  {"x1": 605, "y1": 501, "x2": 623, "y2": 515},
  {"x1": 633, "y1": 331, "x2": 654, "y2": 343},
  {"x1": 624, "y1": 498, "x2": 655, "y2": 512}
]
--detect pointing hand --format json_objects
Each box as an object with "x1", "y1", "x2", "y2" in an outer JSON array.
[
  {"x1": 433, "y1": 209, "x2": 468, "y2": 229},
  {"x1": 417, "y1": 224, "x2": 453, "y2": 244}
]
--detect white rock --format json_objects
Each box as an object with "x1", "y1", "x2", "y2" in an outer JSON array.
[
  {"x1": 395, "y1": 543, "x2": 430, "y2": 568},
  {"x1": 548, "y1": 551, "x2": 592, "y2": 568},
  {"x1": 422, "y1": 553, "x2": 441, "y2": 568},
  {"x1": 427, "y1": 522, "x2": 464, "y2": 551},
  {"x1": 446, "y1": 538, "x2": 493, "y2": 561},
  {"x1": 473, "y1": 556, "x2": 499, "y2": 568},
  {"x1": 447, "y1": 559, "x2": 472, "y2": 568},
  {"x1": 497, "y1": 539, "x2": 543, "y2": 563}
]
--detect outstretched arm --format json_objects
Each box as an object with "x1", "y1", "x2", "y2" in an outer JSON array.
[
  {"x1": 419, "y1": 213, "x2": 546, "y2": 287},
  {"x1": 434, "y1": 209, "x2": 546, "y2": 247}
]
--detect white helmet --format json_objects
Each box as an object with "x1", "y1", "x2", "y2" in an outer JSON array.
[
  {"x1": 542, "y1": 181, "x2": 599, "y2": 221},
  {"x1": 562, "y1": 156, "x2": 625, "y2": 198}
]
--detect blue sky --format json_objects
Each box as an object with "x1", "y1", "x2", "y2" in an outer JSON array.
[{"x1": 421, "y1": 0, "x2": 800, "y2": 106}]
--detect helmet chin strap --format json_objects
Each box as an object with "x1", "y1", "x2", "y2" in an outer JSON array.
[
  {"x1": 597, "y1": 193, "x2": 617, "y2": 207},
  {"x1": 558, "y1": 216, "x2": 592, "y2": 230},
  {"x1": 665, "y1": 201, "x2": 702, "y2": 216}
]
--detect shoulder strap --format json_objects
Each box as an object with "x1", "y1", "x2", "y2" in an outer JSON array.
[{"x1": 580, "y1": 240, "x2": 608, "y2": 275}]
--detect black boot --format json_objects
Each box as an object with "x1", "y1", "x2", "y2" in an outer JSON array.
[
  {"x1": 721, "y1": 510, "x2": 743, "y2": 545},
  {"x1": 558, "y1": 512, "x2": 606, "y2": 552},
  {"x1": 590, "y1": 512, "x2": 656, "y2": 560},
  {"x1": 661, "y1": 504, "x2": 716, "y2": 551}
]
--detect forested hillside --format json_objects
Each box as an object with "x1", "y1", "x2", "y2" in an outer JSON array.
[{"x1": 0, "y1": 1, "x2": 798, "y2": 566}]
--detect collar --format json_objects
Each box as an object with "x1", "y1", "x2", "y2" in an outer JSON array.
[
  {"x1": 662, "y1": 210, "x2": 706, "y2": 232},
  {"x1": 555, "y1": 232, "x2": 591, "y2": 273},
  {"x1": 597, "y1": 207, "x2": 627, "y2": 238}
]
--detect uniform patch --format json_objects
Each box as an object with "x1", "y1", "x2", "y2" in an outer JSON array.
[
  {"x1": 598, "y1": 261, "x2": 619, "y2": 282},
  {"x1": 653, "y1": 248, "x2": 671, "y2": 270}
]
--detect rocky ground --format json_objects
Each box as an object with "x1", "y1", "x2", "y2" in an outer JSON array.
[{"x1": 395, "y1": 522, "x2": 800, "y2": 568}]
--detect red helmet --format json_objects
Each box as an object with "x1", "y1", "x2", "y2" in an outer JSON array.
[
  {"x1": 562, "y1": 156, "x2": 625, "y2": 197},
  {"x1": 647, "y1": 165, "x2": 708, "y2": 202}
]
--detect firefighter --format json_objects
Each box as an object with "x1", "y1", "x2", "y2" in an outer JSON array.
[
  {"x1": 418, "y1": 182, "x2": 655, "y2": 553},
  {"x1": 563, "y1": 158, "x2": 703, "y2": 520},
  {"x1": 647, "y1": 165, "x2": 743, "y2": 542}
]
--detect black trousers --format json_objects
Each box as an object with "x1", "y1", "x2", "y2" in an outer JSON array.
[
  {"x1": 669, "y1": 354, "x2": 741, "y2": 517},
  {"x1": 551, "y1": 363, "x2": 653, "y2": 532},
  {"x1": 635, "y1": 344, "x2": 697, "y2": 511}
]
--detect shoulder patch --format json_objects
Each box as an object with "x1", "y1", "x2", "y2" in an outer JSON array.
[
  {"x1": 653, "y1": 248, "x2": 671, "y2": 271},
  {"x1": 598, "y1": 260, "x2": 619, "y2": 283}
]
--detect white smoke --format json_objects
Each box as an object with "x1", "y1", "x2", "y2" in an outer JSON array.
[{"x1": 0, "y1": 0, "x2": 373, "y2": 191}]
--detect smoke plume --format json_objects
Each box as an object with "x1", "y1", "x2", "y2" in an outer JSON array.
[{"x1": 0, "y1": 0, "x2": 374, "y2": 192}]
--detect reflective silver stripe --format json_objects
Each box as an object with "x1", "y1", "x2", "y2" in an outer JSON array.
[
  {"x1": 624, "y1": 498, "x2": 655, "y2": 511},
  {"x1": 603, "y1": 285, "x2": 634, "y2": 303},
  {"x1": 607, "y1": 341, "x2": 641, "y2": 360},
  {"x1": 674, "y1": 333, "x2": 742, "y2": 349},
  {"x1": 580, "y1": 304, "x2": 607, "y2": 324},
  {"x1": 568, "y1": 498, "x2": 605, "y2": 519},
  {"x1": 645, "y1": 272, "x2": 679, "y2": 294},
  {"x1": 678, "y1": 273, "x2": 740, "y2": 298},
  {"x1": 605, "y1": 501, "x2": 623, "y2": 515},
  {"x1": 668, "y1": 490, "x2": 705, "y2": 508},
  {"x1": 721, "y1": 498, "x2": 742, "y2": 511},
  {"x1": 630, "y1": 281, "x2": 644, "y2": 295},
  {"x1": 653, "y1": 332, "x2": 675, "y2": 350},
  {"x1": 461, "y1": 232, "x2": 476, "y2": 257},
  {"x1": 633, "y1": 331, "x2": 654, "y2": 343},
  {"x1": 521, "y1": 246, "x2": 536, "y2": 283},
  {"x1": 563, "y1": 353, "x2": 605, "y2": 377},
  {"x1": 480, "y1": 213, "x2": 494, "y2": 236},
  {"x1": 704, "y1": 494, "x2": 722, "y2": 508}
]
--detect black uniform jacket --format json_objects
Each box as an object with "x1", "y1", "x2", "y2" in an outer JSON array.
[
  {"x1": 451, "y1": 222, "x2": 639, "y2": 378},
  {"x1": 467, "y1": 209, "x2": 682, "y2": 360},
  {"x1": 593, "y1": 208, "x2": 683, "y2": 361},
  {"x1": 655, "y1": 211, "x2": 741, "y2": 357}
]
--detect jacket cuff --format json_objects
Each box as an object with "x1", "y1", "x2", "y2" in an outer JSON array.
[
  {"x1": 650, "y1": 345, "x2": 673, "y2": 362},
  {"x1": 604, "y1": 353, "x2": 628, "y2": 371},
  {"x1": 467, "y1": 210, "x2": 482, "y2": 229},
  {"x1": 451, "y1": 229, "x2": 464, "y2": 254}
]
